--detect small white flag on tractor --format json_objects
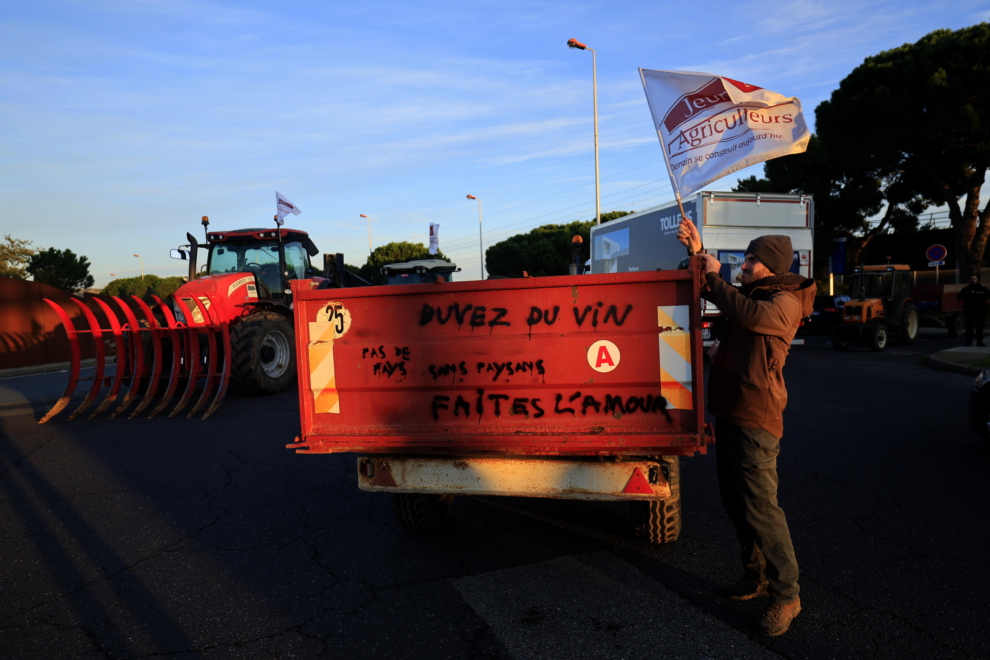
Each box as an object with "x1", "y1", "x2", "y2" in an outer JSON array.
[
  {"x1": 275, "y1": 191, "x2": 302, "y2": 226},
  {"x1": 639, "y1": 69, "x2": 810, "y2": 197},
  {"x1": 429, "y1": 223, "x2": 439, "y2": 255}
]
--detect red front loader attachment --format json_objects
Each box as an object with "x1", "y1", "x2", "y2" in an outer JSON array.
[{"x1": 39, "y1": 293, "x2": 231, "y2": 422}]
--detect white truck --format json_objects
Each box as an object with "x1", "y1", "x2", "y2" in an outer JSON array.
[{"x1": 589, "y1": 190, "x2": 814, "y2": 341}]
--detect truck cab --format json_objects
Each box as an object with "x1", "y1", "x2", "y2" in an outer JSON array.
[{"x1": 382, "y1": 259, "x2": 459, "y2": 285}]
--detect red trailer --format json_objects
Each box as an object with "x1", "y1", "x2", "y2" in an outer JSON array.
[{"x1": 288, "y1": 264, "x2": 713, "y2": 543}]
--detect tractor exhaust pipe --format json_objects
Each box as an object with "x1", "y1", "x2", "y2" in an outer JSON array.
[{"x1": 186, "y1": 232, "x2": 199, "y2": 282}]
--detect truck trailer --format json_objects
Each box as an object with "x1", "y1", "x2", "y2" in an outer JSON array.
[
  {"x1": 589, "y1": 191, "x2": 814, "y2": 341},
  {"x1": 289, "y1": 264, "x2": 713, "y2": 543}
]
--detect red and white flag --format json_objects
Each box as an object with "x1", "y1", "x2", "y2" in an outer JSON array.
[
  {"x1": 639, "y1": 69, "x2": 810, "y2": 197},
  {"x1": 275, "y1": 191, "x2": 302, "y2": 226}
]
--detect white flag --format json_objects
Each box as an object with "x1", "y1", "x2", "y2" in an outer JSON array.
[
  {"x1": 429, "y1": 223, "x2": 439, "y2": 255},
  {"x1": 275, "y1": 191, "x2": 302, "y2": 226},
  {"x1": 639, "y1": 69, "x2": 810, "y2": 197}
]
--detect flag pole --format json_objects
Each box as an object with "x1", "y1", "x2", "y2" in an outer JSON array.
[{"x1": 639, "y1": 68, "x2": 699, "y2": 255}]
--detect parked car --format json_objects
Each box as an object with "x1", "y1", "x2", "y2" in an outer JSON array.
[
  {"x1": 967, "y1": 368, "x2": 990, "y2": 448},
  {"x1": 803, "y1": 294, "x2": 850, "y2": 335}
]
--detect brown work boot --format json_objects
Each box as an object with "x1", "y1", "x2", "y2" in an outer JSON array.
[
  {"x1": 759, "y1": 598, "x2": 801, "y2": 636},
  {"x1": 723, "y1": 574, "x2": 768, "y2": 601}
]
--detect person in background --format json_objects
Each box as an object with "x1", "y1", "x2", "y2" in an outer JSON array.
[
  {"x1": 677, "y1": 218, "x2": 815, "y2": 637},
  {"x1": 957, "y1": 274, "x2": 990, "y2": 347}
]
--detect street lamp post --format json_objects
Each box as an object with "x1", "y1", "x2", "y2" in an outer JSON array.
[
  {"x1": 567, "y1": 38, "x2": 601, "y2": 225},
  {"x1": 359, "y1": 214, "x2": 373, "y2": 256},
  {"x1": 133, "y1": 254, "x2": 144, "y2": 280},
  {"x1": 466, "y1": 195, "x2": 484, "y2": 280}
]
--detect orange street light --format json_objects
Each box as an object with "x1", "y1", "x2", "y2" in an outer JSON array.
[{"x1": 567, "y1": 38, "x2": 600, "y2": 225}]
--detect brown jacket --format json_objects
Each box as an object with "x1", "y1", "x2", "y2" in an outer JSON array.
[{"x1": 702, "y1": 271, "x2": 816, "y2": 438}]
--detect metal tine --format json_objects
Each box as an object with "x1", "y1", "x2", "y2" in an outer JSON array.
[
  {"x1": 88, "y1": 297, "x2": 128, "y2": 419},
  {"x1": 108, "y1": 296, "x2": 146, "y2": 420},
  {"x1": 200, "y1": 293, "x2": 231, "y2": 421},
  {"x1": 169, "y1": 298, "x2": 202, "y2": 418},
  {"x1": 188, "y1": 296, "x2": 219, "y2": 418},
  {"x1": 38, "y1": 300, "x2": 82, "y2": 424},
  {"x1": 148, "y1": 295, "x2": 183, "y2": 419},
  {"x1": 65, "y1": 298, "x2": 107, "y2": 421},
  {"x1": 128, "y1": 296, "x2": 164, "y2": 419}
]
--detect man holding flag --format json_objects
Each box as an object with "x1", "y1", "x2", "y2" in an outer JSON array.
[{"x1": 643, "y1": 69, "x2": 813, "y2": 636}]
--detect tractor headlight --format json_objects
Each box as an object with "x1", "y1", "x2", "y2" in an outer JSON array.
[{"x1": 173, "y1": 303, "x2": 186, "y2": 324}]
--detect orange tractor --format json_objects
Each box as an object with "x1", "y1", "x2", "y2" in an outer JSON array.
[
  {"x1": 40, "y1": 217, "x2": 367, "y2": 423},
  {"x1": 831, "y1": 264, "x2": 919, "y2": 351}
]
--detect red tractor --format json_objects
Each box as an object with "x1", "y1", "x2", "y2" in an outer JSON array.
[
  {"x1": 170, "y1": 218, "x2": 322, "y2": 393},
  {"x1": 39, "y1": 217, "x2": 368, "y2": 423}
]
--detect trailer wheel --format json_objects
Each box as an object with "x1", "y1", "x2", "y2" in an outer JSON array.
[
  {"x1": 948, "y1": 313, "x2": 964, "y2": 338},
  {"x1": 898, "y1": 303, "x2": 919, "y2": 345},
  {"x1": 869, "y1": 323, "x2": 888, "y2": 352},
  {"x1": 392, "y1": 493, "x2": 454, "y2": 531},
  {"x1": 230, "y1": 310, "x2": 296, "y2": 394},
  {"x1": 831, "y1": 326, "x2": 851, "y2": 351},
  {"x1": 631, "y1": 456, "x2": 681, "y2": 544}
]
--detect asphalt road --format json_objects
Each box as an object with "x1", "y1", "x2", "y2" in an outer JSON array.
[{"x1": 1, "y1": 329, "x2": 987, "y2": 659}]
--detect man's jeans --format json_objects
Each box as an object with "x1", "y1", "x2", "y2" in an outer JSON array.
[{"x1": 716, "y1": 420, "x2": 800, "y2": 604}]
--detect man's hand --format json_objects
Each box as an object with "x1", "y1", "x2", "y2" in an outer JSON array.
[
  {"x1": 676, "y1": 218, "x2": 703, "y2": 255},
  {"x1": 698, "y1": 253, "x2": 721, "y2": 275}
]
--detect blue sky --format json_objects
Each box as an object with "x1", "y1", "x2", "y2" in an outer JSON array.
[{"x1": 2, "y1": 0, "x2": 987, "y2": 285}]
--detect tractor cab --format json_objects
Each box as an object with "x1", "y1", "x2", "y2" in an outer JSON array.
[
  {"x1": 171, "y1": 219, "x2": 319, "y2": 303},
  {"x1": 848, "y1": 264, "x2": 912, "y2": 303},
  {"x1": 382, "y1": 259, "x2": 459, "y2": 285},
  {"x1": 203, "y1": 228, "x2": 318, "y2": 299}
]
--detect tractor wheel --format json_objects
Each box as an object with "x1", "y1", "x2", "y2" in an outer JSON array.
[
  {"x1": 869, "y1": 323, "x2": 889, "y2": 352},
  {"x1": 948, "y1": 312, "x2": 964, "y2": 338},
  {"x1": 831, "y1": 326, "x2": 851, "y2": 351},
  {"x1": 898, "y1": 302, "x2": 919, "y2": 345},
  {"x1": 392, "y1": 493, "x2": 454, "y2": 531},
  {"x1": 631, "y1": 456, "x2": 681, "y2": 544},
  {"x1": 230, "y1": 310, "x2": 296, "y2": 394}
]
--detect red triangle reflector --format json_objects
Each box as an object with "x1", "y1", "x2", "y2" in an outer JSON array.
[
  {"x1": 622, "y1": 467, "x2": 653, "y2": 494},
  {"x1": 371, "y1": 464, "x2": 398, "y2": 488}
]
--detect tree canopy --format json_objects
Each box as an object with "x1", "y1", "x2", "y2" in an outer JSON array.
[
  {"x1": 0, "y1": 235, "x2": 36, "y2": 279},
  {"x1": 26, "y1": 247, "x2": 94, "y2": 293},
  {"x1": 102, "y1": 275, "x2": 185, "y2": 299},
  {"x1": 737, "y1": 23, "x2": 989, "y2": 275},
  {"x1": 485, "y1": 211, "x2": 631, "y2": 278},
  {"x1": 350, "y1": 242, "x2": 449, "y2": 284}
]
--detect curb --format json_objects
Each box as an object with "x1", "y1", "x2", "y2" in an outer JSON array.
[{"x1": 928, "y1": 355, "x2": 984, "y2": 377}]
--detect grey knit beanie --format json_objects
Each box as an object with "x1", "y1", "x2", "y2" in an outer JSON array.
[{"x1": 746, "y1": 235, "x2": 793, "y2": 275}]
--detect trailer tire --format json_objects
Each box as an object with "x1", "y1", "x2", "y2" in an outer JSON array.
[
  {"x1": 948, "y1": 313, "x2": 964, "y2": 338},
  {"x1": 631, "y1": 456, "x2": 681, "y2": 544},
  {"x1": 230, "y1": 310, "x2": 296, "y2": 394},
  {"x1": 869, "y1": 323, "x2": 888, "y2": 352},
  {"x1": 392, "y1": 493, "x2": 454, "y2": 531},
  {"x1": 831, "y1": 327, "x2": 851, "y2": 351},
  {"x1": 898, "y1": 303, "x2": 919, "y2": 345}
]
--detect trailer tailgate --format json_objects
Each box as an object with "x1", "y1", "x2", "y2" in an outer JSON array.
[{"x1": 289, "y1": 267, "x2": 711, "y2": 456}]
